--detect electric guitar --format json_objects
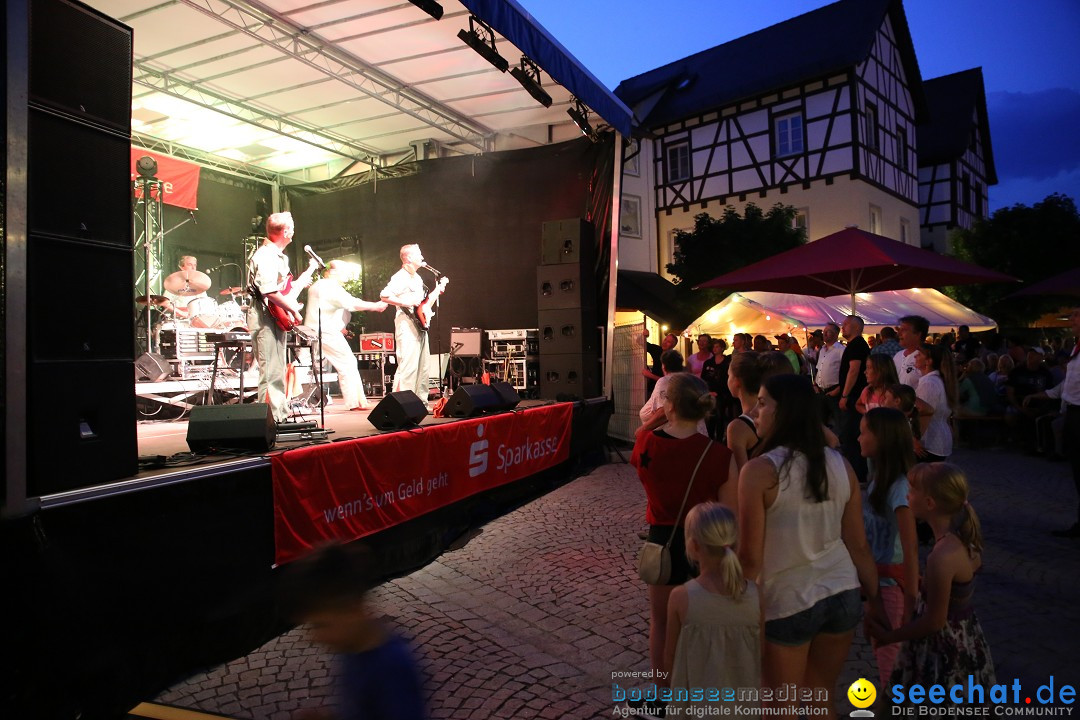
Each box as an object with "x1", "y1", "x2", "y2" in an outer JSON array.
[
  {"x1": 254, "y1": 262, "x2": 320, "y2": 332},
  {"x1": 405, "y1": 276, "x2": 449, "y2": 332}
]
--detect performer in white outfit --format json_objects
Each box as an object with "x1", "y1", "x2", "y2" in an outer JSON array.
[
  {"x1": 381, "y1": 244, "x2": 445, "y2": 402},
  {"x1": 304, "y1": 261, "x2": 388, "y2": 411}
]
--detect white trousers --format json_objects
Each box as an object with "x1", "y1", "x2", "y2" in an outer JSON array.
[
  {"x1": 393, "y1": 313, "x2": 430, "y2": 399},
  {"x1": 313, "y1": 330, "x2": 366, "y2": 409}
]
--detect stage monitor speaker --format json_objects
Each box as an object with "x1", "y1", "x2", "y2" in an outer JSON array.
[
  {"x1": 538, "y1": 307, "x2": 598, "y2": 355},
  {"x1": 490, "y1": 382, "x2": 522, "y2": 411},
  {"x1": 445, "y1": 384, "x2": 499, "y2": 417},
  {"x1": 135, "y1": 352, "x2": 171, "y2": 382},
  {"x1": 540, "y1": 218, "x2": 593, "y2": 266},
  {"x1": 369, "y1": 391, "x2": 428, "y2": 430},
  {"x1": 537, "y1": 264, "x2": 595, "y2": 311},
  {"x1": 186, "y1": 404, "x2": 276, "y2": 453}
]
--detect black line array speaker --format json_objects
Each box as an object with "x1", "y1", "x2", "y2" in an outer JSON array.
[
  {"x1": 22, "y1": 0, "x2": 137, "y2": 495},
  {"x1": 369, "y1": 391, "x2": 428, "y2": 431},
  {"x1": 186, "y1": 404, "x2": 276, "y2": 453},
  {"x1": 540, "y1": 218, "x2": 594, "y2": 266},
  {"x1": 539, "y1": 353, "x2": 599, "y2": 401},
  {"x1": 537, "y1": 307, "x2": 599, "y2": 355},
  {"x1": 537, "y1": 264, "x2": 595, "y2": 311}
]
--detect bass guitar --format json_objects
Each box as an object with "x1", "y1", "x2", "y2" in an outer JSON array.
[
  {"x1": 405, "y1": 276, "x2": 449, "y2": 332},
  {"x1": 254, "y1": 262, "x2": 320, "y2": 332}
]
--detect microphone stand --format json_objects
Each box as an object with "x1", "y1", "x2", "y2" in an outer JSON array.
[{"x1": 317, "y1": 307, "x2": 326, "y2": 430}]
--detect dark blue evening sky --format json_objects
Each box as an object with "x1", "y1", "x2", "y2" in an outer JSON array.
[{"x1": 522, "y1": 0, "x2": 1080, "y2": 212}]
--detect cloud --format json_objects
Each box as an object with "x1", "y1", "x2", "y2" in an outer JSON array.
[
  {"x1": 989, "y1": 167, "x2": 1080, "y2": 212},
  {"x1": 987, "y1": 88, "x2": 1080, "y2": 182}
]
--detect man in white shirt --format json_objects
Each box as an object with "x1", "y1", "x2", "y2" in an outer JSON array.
[
  {"x1": 894, "y1": 315, "x2": 929, "y2": 388},
  {"x1": 814, "y1": 322, "x2": 845, "y2": 429},
  {"x1": 304, "y1": 261, "x2": 388, "y2": 411},
  {"x1": 381, "y1": 244, "x2": 446, "y2": 401},
  {"x1": 1026, "y1": 307, "x2": 1080, "y2": 538}
]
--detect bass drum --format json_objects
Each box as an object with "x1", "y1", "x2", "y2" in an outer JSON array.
[
  {"x1": 217, "y1": 299, "x2": 246, "y2": 327},
  {"x1": 188, "y1": 297, "x2": 219, "y2": 328}
]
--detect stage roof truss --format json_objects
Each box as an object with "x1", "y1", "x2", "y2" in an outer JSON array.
[{"x1": 81, "y1": 0, "x2": 633, "y2": 182}]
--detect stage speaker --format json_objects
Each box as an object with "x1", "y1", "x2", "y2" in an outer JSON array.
[
  {"x1": 445, "y1": 384, "x2": 500, "y2": 417},
  {"x1": 537, "y1": 265, "x2": 596, "y2": 311},
  {"x1": 538, "y1": 307, "x2": 598, "y2": 355},
  {"x1": 186, "y1": 404, "x2": 276, "y2": 453},
  {"x1": 368, "y1": 391, "x2": 428, "y2": 430},
  {"x1": 490, "y1": 381, "x2": 522, "y2": 410},
  {"x1": 541, "y1": 218, "x2": 594, "y2": 266},
  {"x1": 135, "y1": 353, "x2": 172, "y2": 382},
  {"x1": 450, "y1": 327, "x2": 486, "y2": 357},
  {"x1": 539, "y1": 352, "x2": 600, "y2": 401}
]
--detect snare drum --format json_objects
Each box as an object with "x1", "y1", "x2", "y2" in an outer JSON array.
[
  {"x1": 188, "y1": 296, "x2": 219, "y2": 328},
  {"x1": 217, "y1": 299, "x2": 245, "y2": 326}
]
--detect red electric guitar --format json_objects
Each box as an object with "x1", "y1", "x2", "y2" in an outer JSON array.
[
  {"x1": 405, "y1": 276, "x2": 449, "y2": 332},
  {"x1": 254, "y1": 262, "x2": 320, "y2": 332}
]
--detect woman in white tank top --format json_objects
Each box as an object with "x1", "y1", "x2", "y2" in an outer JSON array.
[{"x1": 738, "y1": 374, "x2": 886, "y2": 718}]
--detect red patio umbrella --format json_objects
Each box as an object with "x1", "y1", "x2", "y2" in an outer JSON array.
[
  {"x1": 695, "y1": 227, "x2": 1017, "y2": 311},
  {"x1": 1008, "y1": 267, "x2": 1080, "y2": 298}
]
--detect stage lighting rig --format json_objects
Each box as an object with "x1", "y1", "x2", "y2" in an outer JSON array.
[
  {"x1": 458, "y1": 15, "x2": 508, "y2": 72},
  {"x1": 136, "y1": 155, "x2": 158, "y2": 178},
  {"x1": 567, "y1": 97, "x2": 598, "y2": 142},
  {"x1": 510, "y1": 55, "x2": 552, "y2": 108},
  {"x1": 408, "y1": 0, "x2": 443, "y2": 20}
]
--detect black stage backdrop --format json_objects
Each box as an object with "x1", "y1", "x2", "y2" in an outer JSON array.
[{"x1": 284, "y1": 135, "x2": 615, "y2": 351}]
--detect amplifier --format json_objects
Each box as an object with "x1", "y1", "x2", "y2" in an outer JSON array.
[
  {"x1": 359, "y1": 333, "x2": 395, "y2": 352},
  {"x1": 487, "y1": 328, "x2": 532, "y2": 340},
  {"x1": 451, "y1": 327, "x2": 485, "y2": 357}
]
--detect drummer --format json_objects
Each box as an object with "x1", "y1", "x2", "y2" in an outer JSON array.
[{"x1": 163, "y1": 256, "x2": 209, "y2": 319}]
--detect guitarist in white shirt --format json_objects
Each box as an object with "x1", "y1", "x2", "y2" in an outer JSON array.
[
  {"x1": 247, "y1": 211, "x2": 318, "y2": 423},
  {"x1": 381, "y1": 243, "x2": 447, "y2": 403}
]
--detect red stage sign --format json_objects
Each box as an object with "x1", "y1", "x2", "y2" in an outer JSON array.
[
  {"x1": 272, "y1": 403, "x2": 574, "y2": 565},
  {"x1": 130, "y1": 148, "x2": 201, "y2": 210}
]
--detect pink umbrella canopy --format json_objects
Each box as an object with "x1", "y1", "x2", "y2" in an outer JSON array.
[
  {"x1": 1009, "y1": 267, "x2": 1080, "y2": 298},
  {"x1": 695, "y1": 227, "x2": 1017, "y2": 310}
]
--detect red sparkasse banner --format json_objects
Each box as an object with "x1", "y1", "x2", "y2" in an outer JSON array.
[
  {"x1": 272, "y1": 403, "x2": 574, "y2": 565},
  {"x1": 130, "y1": 148, "x2": 200, "y2": 210}
]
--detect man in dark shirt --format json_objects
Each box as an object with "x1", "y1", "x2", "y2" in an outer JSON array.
[
  {"x1": 1007, "y1": 347, "x2": 1058, "y2": 453},
  {"x1": 643, "y1": 330, "x2": 677, "y2": 396},
  {"x1": 953, "y1": 325, "x2": 981, "y2": 362},
  {"x1": 838, "y1": 314, "x2": 870, "y2": 483}
]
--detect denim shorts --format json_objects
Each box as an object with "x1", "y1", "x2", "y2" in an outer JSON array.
[{"x1": 764, "y1": 588, "x2": 862, "y2": 646}]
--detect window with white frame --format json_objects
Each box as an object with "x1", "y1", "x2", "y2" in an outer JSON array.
[
  {"x1": 775, "y1": 113, "x2": 804, "y2": 157},
  {"x1": 666, "y1": 143, "x2": 690, "y2": 182},
  {"x1": 865, "y1": 103, "x2": 879, "y2": 151},
  {"x1": 869, "y1": 204, "x2": 882, "y2": 235},
  {"x1": 793, "y1": 208, "x2": 809, "y2": 235},
  {"x1": 900, "y1": 218, "x2": 911, "y2": 245}
]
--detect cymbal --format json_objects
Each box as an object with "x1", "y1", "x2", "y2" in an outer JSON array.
[
  {"x1": 135, "y1": 294, "x2": 168, "y2": 306},
  {"x1": 219, "y1": 286, "x2": 245, "y2": 296},
  {"x1": 163, "y1": 270, "x2": 212, "y2": 295}
]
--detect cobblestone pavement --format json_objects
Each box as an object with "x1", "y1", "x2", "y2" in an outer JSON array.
[{"x1": 155, "y1": 446, "x2": 1080, "y2": 718}]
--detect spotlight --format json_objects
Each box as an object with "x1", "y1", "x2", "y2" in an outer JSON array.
[
  {"x1": 136, "y1": 155, "x2": 158, "y2": 178},
  {"x1": 457, "y1": 15, "x2": 508, "y2": 72},
  {"x1": 567, "y1": 97, "x2": 598, "y2": 142},
  {"x1": 407, "y1": 0, "x2": 443, "y2": 20},
  {"x1": 510, "y1": 55, "x2": 552, "y2": 108}
]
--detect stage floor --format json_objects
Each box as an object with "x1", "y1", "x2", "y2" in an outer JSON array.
[{"x1": 136, "y1": 397, "x2": 550, "y2": 461}]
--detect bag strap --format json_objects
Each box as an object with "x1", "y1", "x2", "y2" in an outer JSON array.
[{"x1": 663, "y1": 439, "x2": 713, "y2": 551}]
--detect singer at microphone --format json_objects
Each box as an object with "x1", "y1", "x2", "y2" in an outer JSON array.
[{"x1": 304, "y1": 244, "x2": 327, "y2": 270}]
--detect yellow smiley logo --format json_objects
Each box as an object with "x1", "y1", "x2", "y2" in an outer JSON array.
[{"x1": 847, "y1": 678, "x2": 876, "y2": 709}]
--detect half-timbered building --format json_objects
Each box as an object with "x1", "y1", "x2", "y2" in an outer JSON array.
[
  {"x1": 614, "y1": 0, "x2": 928, "y2": 275},
  {"x1": 917, "y1": 68, "x2": 998, "y2": 253}
]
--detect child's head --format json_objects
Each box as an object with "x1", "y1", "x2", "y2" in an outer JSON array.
[
  {"x1": 865, "y1": 354, "x2": 899, "y2": 389},
  {"x1": 908, "y1": 463, "x2": 983, "y2": 555},
  {"x1": 884, "y1": 383, "x2": 916, "y2": 413},
  {"x1": 860, "y1": 407, "x2": 916, "y2": 514},
  {"x1": 279, "y1": 542, "x2": 379, "y2": 653},
  {"x1": 683, "y1": 502, "x2": 746, "y2": 599},
  {"x1": 663, "y1": 372, "x2": 715, "y2": 421}
]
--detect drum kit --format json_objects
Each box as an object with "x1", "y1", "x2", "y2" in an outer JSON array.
[{"x1": 136, "y1": 270, "x2": 250, "y2": 331}]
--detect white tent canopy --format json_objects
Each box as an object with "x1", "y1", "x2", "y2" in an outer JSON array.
[{"x1": 687, "y1": 288, "x2": 997, "y2": 339}]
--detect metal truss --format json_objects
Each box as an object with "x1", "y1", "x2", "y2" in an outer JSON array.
[
  {"x1": 132, "y1": 132, "x2": 286, "y2": 184},
  {"x1": 134, "y1": 62, "x2": 385, "y2": 167},
  {"x1": 176, "y1": 0, "x2": 492, "y2": 152}
]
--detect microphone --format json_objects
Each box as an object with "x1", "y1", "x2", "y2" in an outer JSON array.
[
  {"x1": 422, "y1": 263, "x2": 443, "y2": 276},
  {"x1": 304, "y1": 245, "x2": 326, "y2": 269}
]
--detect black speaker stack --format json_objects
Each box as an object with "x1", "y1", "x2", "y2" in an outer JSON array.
[
  {"x1": 16, "y1": 0, "x2": 138, "y2": 494},
  {"x1": 537, "y1": 219, "x2": 599, "y2": 400}
]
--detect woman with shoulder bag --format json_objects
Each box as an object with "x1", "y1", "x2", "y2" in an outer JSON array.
[{"x1": 631, "y1": 372, "x2": 737, "y2": 678}]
